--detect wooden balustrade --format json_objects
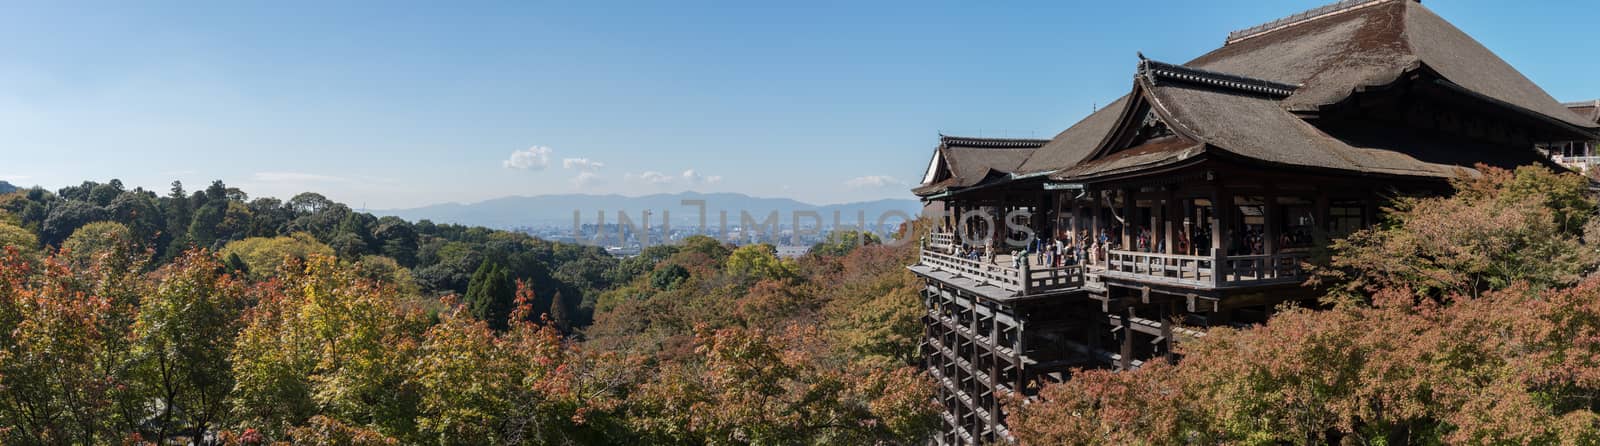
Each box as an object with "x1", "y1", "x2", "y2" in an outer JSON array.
[
  {"x1": 1221, "y1": 252, "x2": 1311, "y2": 285},
  {"x1": 1105, "y1": 250, "x2": 1216, "y2": 287},
  {"x1": 919, "y1": 235, "x2": 1085, "y2": 295},
  {"x1": 1106, "y1": 249, "x2": 1309, "y2": 288}
]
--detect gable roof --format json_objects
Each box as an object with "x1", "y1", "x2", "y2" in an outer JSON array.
[
  {"x1": 1016, "y1": 0, "x2": 1593, "y2": 180},
  {"x1": 1569, "y1": 100, "x2": 1600, "y2": 125},
  {"x1": 914, "y1": 135, "x2": 1048, "y2": 197},
  {"x1": 1190, "y1": 0, "x2": 1593, "y2": 129},
  {"x1": 1053, "y1": 58, "x2": 1559, "y2": 182}
]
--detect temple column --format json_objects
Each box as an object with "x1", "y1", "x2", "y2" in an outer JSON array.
[
  {"x1": 1121, "y1": 188, "x2": 1135, "y2": 251},
  {"x1": 1264, "y1": 192, "x2": 1279, "y2": 256},
  {"x1": 1163, "y1": 189, "x2": 1177, "y2": 255},
  {"x1": 1211, "y1": 186, "x2": 1232, "y2": 287}
]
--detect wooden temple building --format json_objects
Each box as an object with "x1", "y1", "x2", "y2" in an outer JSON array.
[
  {"x1": 909, "y1": 1, "x2": 1600, "y2": 444},
  {"x1": 1548, "y1": 99, "x2": 1600, "y2": 172}
]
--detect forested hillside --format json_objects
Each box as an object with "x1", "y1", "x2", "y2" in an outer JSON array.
[
  {"x1": 0, "y1": 179, "x2": 937, "y2": 444},
  {"x1": 0, "y1": 179, "x2": 617, "y2": 328}
]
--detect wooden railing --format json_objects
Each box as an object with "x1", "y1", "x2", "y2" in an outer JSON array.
[
  {"x1": 919, "y1": 234, "x2": 1085, "y2": 295},
  {"x1": 1221, "y1": 252, "x2": 1312, "y2": 285},
  {"x1": 1106, "y1": 250, "x2": 1310, "y2": 288},
  {"x1": 1105, "y1": 251, "x2": 1216, "y2": 287},
  {"x1": 928, "y1": 232, "x2": 956, "y2": 250}
]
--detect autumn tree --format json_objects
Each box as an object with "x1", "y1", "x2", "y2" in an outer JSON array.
[
  {"x1": 0, "y1": 221, "x2": 37, "y2": 254},
  {"x1": 628, "y1": 325, "x2": 938, "y2": 445},
  {"x1": 229, "y1": 255, "x2": 429, "y2": 439},
  {"x1": 1013, "y1": 166, "x2": 1600, "y2": 445},
  {"x1": 1316, "y1": 164, "x2": 1598, "y2": 302},
  {"x1": 61, "y1": 220, "x2": 140, "y2": 270},
  {"x1": 219, "y1": 232, "x2": 335, "y2": 278},
  {"x1": 131, "y1": 250, "x2": 250, "y2": 443}
]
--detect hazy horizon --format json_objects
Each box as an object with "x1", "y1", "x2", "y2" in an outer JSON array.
[{"x1": 2, "y1": 0, "x2": 1595, "y2": 208}]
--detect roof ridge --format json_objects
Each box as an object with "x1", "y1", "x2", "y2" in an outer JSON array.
[
  {"x1": 1225, "y1": 0, "x2": 1410, "y2": 46},
  {"x1": 1138, "y1": 58, "x2": 1300, "y2": 98},
  {"x1": 1562, "y1": 99, "x2": 1600, "y2": 107},
  {"x1": 939, "y1": 135, "x2": 1050, "y2": 148}
]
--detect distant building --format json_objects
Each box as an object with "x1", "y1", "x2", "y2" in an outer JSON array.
[
  {"x1": 909, "y1": 1, "x2": 1598, "y2": 444},
  {"x1": 1546, "y1": 100, "x2": 1600, "y2": 172}
]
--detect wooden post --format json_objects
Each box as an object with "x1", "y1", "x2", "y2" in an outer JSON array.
[
  {"x1": 1212, "y1": 186, "x2": 1232, "y2": 287},
  {"x1": 1121, "y1": 188, "x2": 1135, "y2": 251},
  {"x1": 1014, "y1": 318, "x2": 1026, "y2": 391},
  {"x1": 1071, "y1": 198, "x2": 1082, "y2": 243},
  {"x1": 1085, "y1": 302, "x2": 1102, "y2": 363},
  {"x1": 1091, "y1": 191, "x2": 1102, "y2": 243},
  {"x1": 1314, "y1": 193, "x2": 1330, "y2": 246},
  {"x1": 1263, "y1": 193, "x2": 1279, "y2": 257},
  {"x1": 1148, "y1": 193, "x2": 1159, "y2": 254},
  {"x1": 1021, "y1": 258, "x2": 1031, "y2": 295},
  {"x1": 1161, "y1": 302, "x2": 1176, "y2": 365},
  {"x1": 1164, "y1": 189, "x2": 1177, "y2": 255},
  {"x1": 1119, "y1": 303, "x2": 1136, "y2": 370}
]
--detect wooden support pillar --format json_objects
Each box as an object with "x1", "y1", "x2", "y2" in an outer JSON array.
[
  {"x1": 1148, "y1": 194, "x2": 1159, "y2": 253},
  {"x1": 1364, "y1": 189, "x2": 1380, "y2": 228},
  {"x1": 1313, "y1": 193, "x2": 1330, "y2": 246},
  {"x1": 1121, "y1": 188, "x2": 1135, "y2": 250},
  {"x1": 1014, "y1": 319, "x2": 1026, "y2": 391},
  {"x1": 1212, "y1": 186, "x2": 1232, "y2": 287},
  {"x1": 1160, "y1": 302, "x2": 1176, "y2": 365},
  {"x1": 1164, "y1": 189, "x2": 1177, "y2": 255},
  {"x1": 1084, "y1": 302, "x2": 1102, "y2": 361},
  {"x1": 1119, "y1": 303, "x2": 1136, "y2": 371},
  {"x1": 1091, "y1": 191, "x2": 1102, "y2": 241},
  {"x1": 1070, "y1": 198, "x2": 1082, "y2": 243},
  {"x1": 1263, "y1": 192, "x2": 1279, "y2": 256}
]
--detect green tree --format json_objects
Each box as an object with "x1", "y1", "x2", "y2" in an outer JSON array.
[
  {"x1": 132, "y1": 251, "x2": 249, "y2": 443},
  {"x1": 0, "y1": 221, "x2": 37, "y2": 253},
  {"x1": 1315, "y1": 165, "x2": 1599, "y2": 302},
  {"x1": 61, "y1": 221, "x2": 138, "y2": 270},
  {"x1": 808, "y1": 231, "x2": 880, "y2": 258},
  {"x1": 229, "y1": 255, "x2": 428, "y2": 440},
  {"x1": 465, "y1": 262, "x2": 515, "y2": 330},
  {"x1": 648, "y1": 264, "x2": 690, "y2": 290},
  {"x1": 724, "y1": 244, "x2": 796, "y2": 283},
  {"x1": 220, "y1": 232, "x2": 336, "y2": 278}
]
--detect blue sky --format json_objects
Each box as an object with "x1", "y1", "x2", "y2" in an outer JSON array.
[{"x1": 0, "y1": 0, "x2": 1594, "y2": 209}]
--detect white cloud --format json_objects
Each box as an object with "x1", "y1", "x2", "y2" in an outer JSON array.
[
  {"x1": 252, "y1": 171, "x2": 355, "y2": 183},
  {"x1": 682, "y1": 169, "x2": 722, "y2": 185},
  {"x1": 573, "y1": 171, "x2": 602, "y2": 187},
  {"x1": 845, "y1": 175, "x2": 906, "y2": 189},
  {"x1": 563, "y1": 158, "x2": 605, "y2": 171},
  {"x1": 626, "y1": 171, "x2": 675, "y2": 185},
  {"x1": 503, "y1": 146, "x2": 553, "y2": 170}
]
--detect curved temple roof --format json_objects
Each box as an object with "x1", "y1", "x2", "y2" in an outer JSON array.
[
  {"x1": 913, "y1": 135, "x2": 1049, "y2": 197},
  {"x1": 916, "y1": 0, "x2": 1595, "y2": 194}
]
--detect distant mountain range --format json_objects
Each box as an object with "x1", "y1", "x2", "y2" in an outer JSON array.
[
  {"x1": 375, "y1": 192, "x2": 924, "y2": 230},
  {"x1": 0, "y1": 181, "x2": 16, "y2": 194}
]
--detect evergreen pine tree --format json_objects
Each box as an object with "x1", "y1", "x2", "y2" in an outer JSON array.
[
  {"x1": 548, "y1": 290, "x2": 569, "y2": 332},
  {"x1": 465, "y1": 261, "x2": 514, "y2": 330}
]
